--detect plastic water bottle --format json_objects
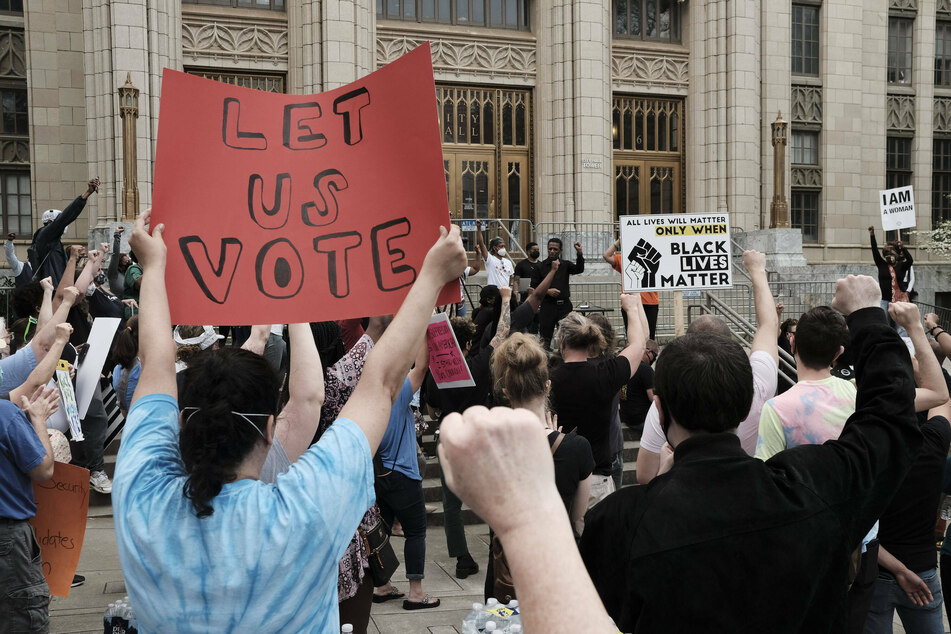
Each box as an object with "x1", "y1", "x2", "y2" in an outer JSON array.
[
  {"x1": 507, "y1": 599, "x2": 521, "y2": 628},
  {"x1": 476, "y1": 601, "x2": 495, "y2": 630},
  {"x1": 485, "y1": 621, "x2": 497, "y2": 632},
  {"x1": 509, "y1": 626, "x2": 522, "y2": 634},
  {"x1": 341, "y1": 625, "x2": 354, "y2": 634},
  {"x1": 120, "y1": 603, "x2": 137, "y2": 634},
  {"x1": 462, "y1": 602, "x2": 484, "y2": 634},
  {"x1": 103, "y1": 602, "x2": 117, "y2": 634}
]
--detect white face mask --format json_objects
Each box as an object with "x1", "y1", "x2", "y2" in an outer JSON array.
[
  {"x1": 497, "y1": 248, "x2": 508, "y2": 257},
  {"x1": 85, "y1": 285, "x2": 97, "y2": 297}
]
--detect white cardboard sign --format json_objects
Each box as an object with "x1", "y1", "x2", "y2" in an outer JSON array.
[
  {"x1": 879, "y1": 186, "x2": 916, "y2": 231},
  {"x1": 619, "y1": 213, "x2": 733, "y2": 292},
  {"x1": 47, "y1": 317, "x2": 121, "y2": 433}
]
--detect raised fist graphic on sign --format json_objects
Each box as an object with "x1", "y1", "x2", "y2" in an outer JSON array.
[{"x1": 626, "y1": 238, "x2": 661, "y2": 288}]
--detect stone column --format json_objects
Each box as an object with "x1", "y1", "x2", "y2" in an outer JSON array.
[
  {"x1": 82, "y1": 0, "x2": 180, "y2": 226},
  {"x1": 687, "y1": 0, "x2": 760, "y2": 229},
  {"x1": 536, "y1": 0, "x2": 611, "y2": 226},
  {"x1": 760, "y1": 0, "x2": 791, "y2": 231},
  {"x1": 321, "y1": 0, "x2": 375, "y2": 90},
  {"x1": 913, "y1": 0, "x2": 936, "y2": 235},
  {"x1": 288, "y1": 0, "x2": 322, "y2": 93},
  {"x1": 25, "y1": 0, "x2": 89, "y2": 232}
]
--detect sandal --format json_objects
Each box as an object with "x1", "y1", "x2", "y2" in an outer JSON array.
[
  {"x1": 403, "y1": 595, "x2": 441, "y2": 610},
  {"x1": 372, "y1": 587, "x2": 405, "y2": 603}
]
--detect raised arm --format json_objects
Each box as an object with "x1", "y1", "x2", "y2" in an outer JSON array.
[
  {"x1": 925, "y1": 313, "x2": 951, "y2": 360},
  {"x1": 128, "y1": 209, "x2": 177, "y2": 403},
  {"x1": 107, "y1": 227, "x2": 124, "y2": 292},
  {"x1": 4, "y1": 234, "x2": 24, "y2": 276},
  {"x1": 42, "y1": 179, "x2": 97, "y2": 241},
  {"x1": 339, "y1": 225, "x2": 467, "y2": 453},
  {"x1": 602, "y1": 237, "x2": 620, "y2": 266},
  {"x1": 408, "y1": 336, "x2": 430, "y2": 393},
  {"x1": 474, "y1": 219, "x2": 488, "y2": 261},
  {"x1": 489, "y1": 286, "x2": 513, "y2": 348},
  {"x1": 570, "y1": 241, "x2": 585, "y2": 274},
  {"x1": 37, "y1": 277, "x2": 54, "y2": 330},
  {"x1": 53, "y1": 245, "x2": 81, "y2": 311},
  {"x1": 869, "y1": 227, "x2": 885, "y2": 266},
  {"x1": 10, "y1": 323, "x2": 72, "y2": 405},
  {"x1": 241, "y1": 325, "x2": 271, "y2": 356},
  {"x1": 274, "y1": 323, "x2": 325, "y2": 462},
  {"x1": 29, "y1": 286, "x2": 78, "y2": 358},
  {"x1": 744, "y1": 250, "x2": 779, "y2": 364},
  {"x1": 618, "y1": 293, "x2": 648, "y2": 378},
  {"x1": 526, "y1": 259, "x2": 558, "y2": 312},
  {"x1": 891, "y1": 303, "x2": 949, "y2": 412},
  {"x1": 73, "y1": 248, "x2": 105, "y2": 296}
]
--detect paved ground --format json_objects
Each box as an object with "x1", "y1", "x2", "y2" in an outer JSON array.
[
  {"x1": 49, "y1": 494, "x2": 949, "y2": 633},
  {"x1": 49, "y1": 498, "x2": 491, "y2": 634}
]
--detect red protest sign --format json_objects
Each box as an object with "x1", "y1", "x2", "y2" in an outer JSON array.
[
  {"x1": 30, "y1": 462, "x2": 90, "y2": 597},
  {"x1": 152, "y1": 44, "x2": 458, "y2": 324},
  {"x1": 426, "y1": 312, "x2": 475, "y2": 388}
]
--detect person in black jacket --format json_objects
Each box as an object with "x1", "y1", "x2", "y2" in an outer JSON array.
[
  {"x1": 580, "y1": 275, "x2": 925, "y2": 633},
  {"x1": 868, "y1": 226, "x2": 913, "y2": 326},
  {"x1": 30, "y1": 178, "x2": 99, "y2": 286}
]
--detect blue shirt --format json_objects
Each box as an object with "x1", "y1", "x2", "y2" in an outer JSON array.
[
  {"x1": 0, "y1": 399, "x2": 46, "y2": 519},
  {"x1": 0, "y1": 345, "x2": 37, "y2": 395},
  {"x1": 377, "y1": 378, "x2": 421, "y2": 481},
  {"x1": 112, "y1": 393, "x2": 374, "y2": 633},
  {"x1": 112, "y1": 361, "x2": 141, "y2": 412}
]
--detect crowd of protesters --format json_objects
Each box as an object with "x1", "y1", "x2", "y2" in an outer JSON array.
[{"x1": 4, "y1": 185, "x2": 951, "y2": 634}]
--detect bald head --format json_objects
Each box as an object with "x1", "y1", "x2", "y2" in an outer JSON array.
[{"x1": 687, "y1": 314, "x2": 731, "y2": 337}]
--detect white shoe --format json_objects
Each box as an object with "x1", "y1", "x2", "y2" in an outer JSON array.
[{"x1": 90, "y1": 470, "x2": 112, "y2": 494}]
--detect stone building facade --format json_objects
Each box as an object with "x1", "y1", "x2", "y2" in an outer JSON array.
[{"x1": 5, "y1": 0, "x2": 951, "y2": 300}]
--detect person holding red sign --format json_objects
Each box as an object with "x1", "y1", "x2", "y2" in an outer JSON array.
[{"x1": 112, "y1": 210, "x2": 468, "y2": 632}]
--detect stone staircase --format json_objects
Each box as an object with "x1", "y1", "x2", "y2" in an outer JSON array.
[
  {"x1": 418, "y1": 418, "x2": 642, "y2": 527},
  {"x1": 92, "y1": 417, "x2": 644, "y2": 524}
]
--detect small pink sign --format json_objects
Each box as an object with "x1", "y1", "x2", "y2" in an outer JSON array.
[{"x1": 426, "y1": 313, "x2": 476, "y2": 388}]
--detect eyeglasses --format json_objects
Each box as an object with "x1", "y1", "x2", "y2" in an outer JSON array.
[{"x1": 646, "y1": 350, "x2": 657, "y2": 363}]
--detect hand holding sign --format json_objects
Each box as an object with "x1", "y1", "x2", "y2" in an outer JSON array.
[
  {"x1": 129, "y1": 209, "x2": 167, "y2": 271},
  {"x1": 422, "y1": 225, "x2": 468, "y2": 287}
]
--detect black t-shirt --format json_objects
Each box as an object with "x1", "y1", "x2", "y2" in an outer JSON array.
[
  {"x1": 878, "y1": 415, "x2": 951, "y2": 573},
  {"x1": 619, "y1": 361, "x2": 654, "y2": 426},
  {"x1": 424, "y1": 345, "x2": 494, "y2": 415},
  {"x1": 550, "y1": 356, "x2": 631, "y2": 475},
  {"x1": 550, "y1": 430, "x2": 595, "y2": 513},
  {"x1": 471, "y1": 305, "x2": 498, "y2": 352},
  {"x1": 514, "y1": 258, "x2": 541, "y2": 289}
]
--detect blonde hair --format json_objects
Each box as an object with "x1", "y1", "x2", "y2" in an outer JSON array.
[
  {"x1": 557, "y1": 312, "x2": 606, "y2": 357},
  {"x1": 492, "y1": 333, "x2": 549, "y2": 405}
]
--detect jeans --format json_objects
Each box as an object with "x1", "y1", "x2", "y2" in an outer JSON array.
[
  {"x1": 610, "y1": 451, "x2": 624, "y2": 492},
  {"x1": 0, "y1": 519, "x2": 50, "y2": 633},
  {"x1": 865, "y1": 568, "x2": 944, "y2": 634},
  {"x1": 70, "y1": 380, "x2": 107, "y2": 472},
  {"x1": 880, "y1": 300, "x2": 909, "y2": 338},
  {"x1": 375, "y1": 471, "x2": 427, "y2": 580}
]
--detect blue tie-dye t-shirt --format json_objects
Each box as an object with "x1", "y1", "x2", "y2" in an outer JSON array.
[{"x1": 113, "y1": 393, "x2": 374, "y2": 633}]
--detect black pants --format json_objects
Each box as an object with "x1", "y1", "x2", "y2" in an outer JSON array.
[
  {"x1": 539, "y1": 298, "x2": 572, "y2": 348},
  {"x1": 622, "y1": 303, "x2": 659, "y2": 340}
]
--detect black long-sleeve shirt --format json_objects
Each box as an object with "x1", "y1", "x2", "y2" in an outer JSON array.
[
  {"x1": 870, "y1": 232, "x2": 912, "y2": 301},
  {"x1": 533, "y1": 251, "x2": 584, "y2": 300},
  {"x1": 30, "y1": 195, "x2": 88, "y2": 286},
  {"x1": 581, "y1": 307, "x2": 920, "y2": 633}
]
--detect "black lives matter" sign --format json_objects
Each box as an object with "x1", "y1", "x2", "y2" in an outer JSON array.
[{"x1": 619, "y1": 213, "x2": 733, "y2": 292}]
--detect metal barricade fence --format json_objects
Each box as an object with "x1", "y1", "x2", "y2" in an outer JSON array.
[
  {"x1": 913, "y1": 300, "x2": 951, "y2": 327},
  {"x1": 769, "y1": 280, "x2": 837, "y2": 320},
  {"x1": 535, "y1": 221, "x2": 620, "y2": 264}
]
